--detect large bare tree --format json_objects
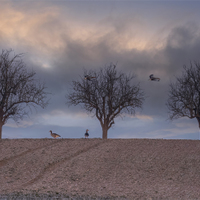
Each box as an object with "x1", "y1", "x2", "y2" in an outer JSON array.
[
  {"x1": 0, "y1": 49, "x2": 48, "y2": 139},
  {"x1": 166, "y1": 62, "x2": 200, "y2": 129},
  {"x1": 67, "y1": 64, "x2": 145, "y2": 139}
]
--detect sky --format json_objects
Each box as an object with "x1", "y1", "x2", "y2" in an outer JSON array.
[{"x1": 1, "y1": 0, "x2": 200, "y2": 140}]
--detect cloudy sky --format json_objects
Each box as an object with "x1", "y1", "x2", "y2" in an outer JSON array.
[{"x1": 1, "y1": 0, "x2": 200, "y2": 139}]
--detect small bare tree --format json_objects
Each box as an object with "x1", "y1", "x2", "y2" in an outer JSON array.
[
  {"x1": 67, "y1": 64, "x2": 145, "y2": 139},
  {"x1": 0, "y1": 49, "x2": 48, "y2": 139},
  {"x1": 166, "y1": 62, "x2": 200, "y2": 129}
]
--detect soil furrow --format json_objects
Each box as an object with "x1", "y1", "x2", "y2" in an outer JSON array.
[
  {"x1": 21, "y1": 140, "x2": 108, "y2": 188},
  {"x1": 0, "y1": 139, "x2": 64, "y2": 168}
]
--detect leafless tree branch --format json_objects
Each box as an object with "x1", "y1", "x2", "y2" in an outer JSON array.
[
  {"x1": 166, "y1": 61, "x2": 200, "y2": 128},
  {"x1": 66, "y1": 64, "x2": 145, "y2": 139},
  {"x1": 0, "y1": 49, "x2": 49, "y2": 138}
]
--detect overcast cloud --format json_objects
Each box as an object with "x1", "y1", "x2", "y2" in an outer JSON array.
[{"x1": 1, "y1": 1, "x2": 200, "y2": 139}]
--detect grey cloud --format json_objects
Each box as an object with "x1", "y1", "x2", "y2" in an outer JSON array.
[
  {"x1": 163, "y1": 24, "x2": 200, "y2": 74},
  {"x1": 1, "y1": 2, "x2": 200, "y2": 139},
  {"x1": 1, "y1": 2, "x2": 200, "y2": 130},
  {"x1": 33, "y1": 23, "x2": 200, "y2": 119}
]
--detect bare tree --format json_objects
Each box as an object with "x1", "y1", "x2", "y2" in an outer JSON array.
[
  {"x1": 67, "y1": 64, "x2": 145, "y2": 139},
  {"x1": 0, "y1": 49, "x2": 48, "y2": 139},
  {"x1": 166, "y1": 62, "x2": 200, "y2": 129}
]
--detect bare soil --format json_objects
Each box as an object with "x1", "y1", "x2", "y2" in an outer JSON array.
[{"x1": 0, "y1": 138, "x2": 200, "y2": 199}]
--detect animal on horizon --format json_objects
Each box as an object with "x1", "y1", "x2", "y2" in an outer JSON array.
[
  {"x1": 85, "y1": 129, "x2": 89, "y2": 138},
  {"x1": 50, "y1": 130, "x2": 61, "y2": 139}
]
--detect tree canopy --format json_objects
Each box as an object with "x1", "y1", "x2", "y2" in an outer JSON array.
[
  {"x1": 166, "y1": 62, "x2": 200, "y2": 129},
  {"x1": 67, "y1": 64, "x2": 145, "y2": 139},
  {"x1": 0, "y1": 49, "x2": 48, "y2": 139}
]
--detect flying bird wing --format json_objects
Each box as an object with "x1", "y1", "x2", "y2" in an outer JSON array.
[
  {"x1": 149, "y1": 74, "x2": 160, "y2": 81},
  {"x1": 85, "y1": 75, "x2": 96, "y2": 81},
  {"x1": 149, "y1": 74, "x2": 154, "y2": 79}
]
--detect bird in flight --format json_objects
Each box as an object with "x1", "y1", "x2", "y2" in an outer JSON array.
[
  {"x1": 149, "y1": 74, "x2": 160, "y2": 81},
  {"x1": 50, "y1": 130, "x2": 61, "y2": 138},
  {"x1": 85, "y1": 75, "x2": 96, "y2": 81}
]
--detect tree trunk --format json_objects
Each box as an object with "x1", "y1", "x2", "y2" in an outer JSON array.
[
  {"x1": 102, "y1": 126, "x2": 108, "y2": 139},
  {"x1": 0, "y1": 123, "x2": 2, "y2": 139},
  {"x1": 197, "y1": 117, "x2": 200, "y2": 128}
]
